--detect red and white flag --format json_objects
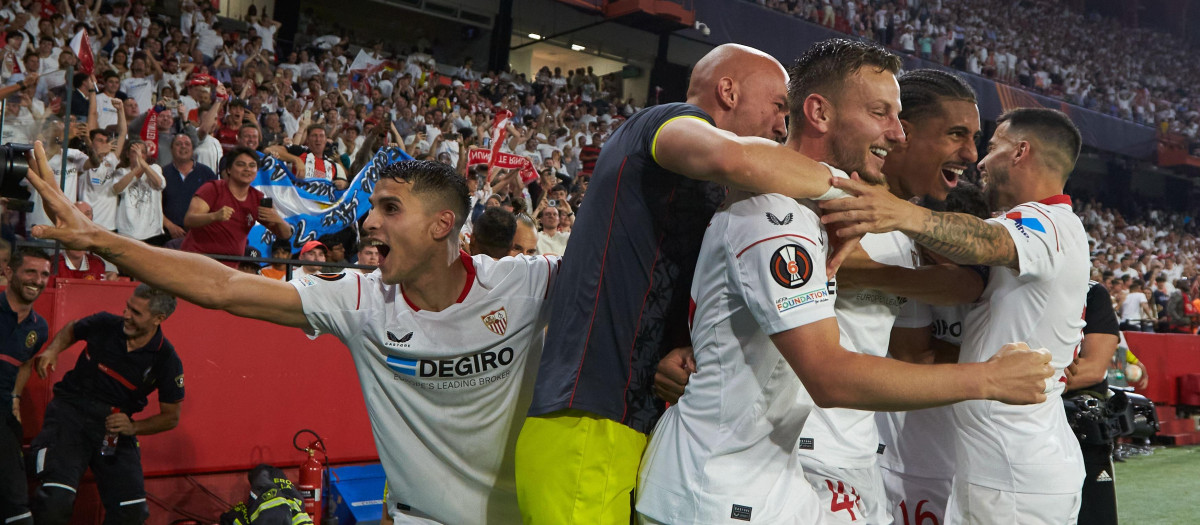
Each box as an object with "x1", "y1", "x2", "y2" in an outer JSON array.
[{"x1": 69, "y1": 30, "x2": 94, "y2": 75}]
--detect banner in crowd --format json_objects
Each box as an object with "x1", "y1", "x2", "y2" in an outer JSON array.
[
  {"x1": 466, "y1": 147, "x2": 539, "y2": 184},
  {"x1": 245, "y1": 146, "x2": 413, "y2": 257},
  {"x1": 69, "y1": 30, "x2": 94, "y2": 75}
]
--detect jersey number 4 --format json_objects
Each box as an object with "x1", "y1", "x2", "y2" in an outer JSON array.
[{"x1": 825, "y1": 479, "x2": 861, "y2": 520}]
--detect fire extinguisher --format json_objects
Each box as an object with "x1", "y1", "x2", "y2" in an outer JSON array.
[{"x1": 294, "y1": 429, "x2": 328, "y2": 523}]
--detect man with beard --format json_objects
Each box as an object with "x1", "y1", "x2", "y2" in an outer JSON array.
[
  {"x1": 821, "y1": 107, "x2": 1088, "y2": 524},
  {"x1": 0, "y1": 249, "x2": 51, "y2": 525},
  {"x1": 816, "y1": 68, "x2": 986, "y2": 524},
  {"x1": 29, "y1": 285, "x2": 182, "y2": 525},
  {"x1": 518, "y1": 42, "x2": 888, "y2": 524},
  {"x1": 636, "y1": 39, "x2": 1053, "y2": 525}
]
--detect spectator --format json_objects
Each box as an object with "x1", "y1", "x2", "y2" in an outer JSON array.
[
  {"x1": 260, "y1": 240, "x2": 294, "y2": 281},
  {"x1": 114, "y1": 140, "x2": 167, "y2": 245},
  {"x1": 535, "y1": 206, "x2": 568, "y2": 256},
  {"x1": 295, "y1": 240, "x2": 328, "y2": 276},
  {"x1": 161, "y1": 134, "x2": 218, "y2": 241},
  {"x1": 181, "y1": 147, "x2": 292, "y2": 265},
  {"x1": 79, "y1": 112, "x2": 126, "y2": 233},
  {"x1": 353, "y1": 241, "x2": 381, "y2": 274},
  {"x1": 1118, "y1": 279, "x2": 1155, "y2": 332},
  {"x1": 268, "y1": 124, "x2": 348, "y2": 190}
]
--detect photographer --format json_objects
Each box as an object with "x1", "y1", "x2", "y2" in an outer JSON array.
[{"x1": 1064, "y1": 280, "x2": 1122, "y2": 525}]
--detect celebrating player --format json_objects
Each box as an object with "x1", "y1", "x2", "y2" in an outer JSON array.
[
  {"x1": 821, "y1": 107, "x2": 1089, "y2": 524},
  {"x1": 635, "y1": 38, "x2": 1055, "y2": 525},
  {"x1": 22, "y1": 149, "x2": 558, "y2": 524}
]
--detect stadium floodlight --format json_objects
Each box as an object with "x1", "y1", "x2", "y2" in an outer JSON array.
[
  {"x1": 528, "y1": 33, "x2": 542, "y2": 40},
  {"x1": 571, "y1": 44, "x2": 586, "y2": 52}
]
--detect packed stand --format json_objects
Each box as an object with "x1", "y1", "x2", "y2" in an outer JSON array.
[
  {"x1": 0, "y1": 0, "x2": 640, "y2": 277},
  {"x1": 1080, "y1": 199, "x2": 1200, "y2": 333},
  {"x1": 753, "y1": 0, "x2": 1200, "y2": 151}
]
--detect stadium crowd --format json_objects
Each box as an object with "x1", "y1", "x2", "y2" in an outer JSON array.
[
  {"x1": 0, "y1": 0, "x2": 1183, "y2": 523},
  {"x1": 0, "y1": 0, "x2": 631, "y2": 271},
  {"x1": 0, "y1": 0, "x2": 1194, "y2": 322},
  {"x1": 754, "y1": 0, "x2": 1200, "y2": 149}
]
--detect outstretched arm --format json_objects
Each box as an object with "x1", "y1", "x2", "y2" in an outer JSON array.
[
  {"x1": 23, "y1": 141, "x2": 310, "y2": 329},
  {"x1": 652, "y1": 117, "x2": 844, "y2": 200},
  {"x1": 819, "y1": 177, "x2": 1018, "y2": 269}
]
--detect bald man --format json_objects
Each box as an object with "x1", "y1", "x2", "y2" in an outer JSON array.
[{"x1": 516, "y1": 43, "x2": 864, "y2": 524}]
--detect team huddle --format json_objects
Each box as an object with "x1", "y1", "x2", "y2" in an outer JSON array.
[{"x1": 19, "y1": 37, "x2": 1090, "y2": 525}]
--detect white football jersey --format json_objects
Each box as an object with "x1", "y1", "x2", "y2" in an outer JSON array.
[
  {"x1": 955, "y1": 195, "x2": 1087, "y2": 494},
  {"x1": 798, "y1": 231, "x2": 918, "y2": 469},
  {"x1": 291, "y1": 253, "x2": 559, "y2": 524},
  {"x1": 877, "y1": 302, "x2": 968, "y2": 480},
  {"x1": 637, "y1": 192, "x2": 834, "y2": 524}
]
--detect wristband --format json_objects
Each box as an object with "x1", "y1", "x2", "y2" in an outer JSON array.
[
  {"x1": 814, "y1": 163, "x2": 852, "y2": 201},
  {"x1": 11, "y1": 394, "x2": 19, "y2": 399}
]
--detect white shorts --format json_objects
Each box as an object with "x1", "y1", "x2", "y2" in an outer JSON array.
[
  {"x1": 944, "y1": 477, "x2": 1080, "y2": 525},
  {"x1": 802, "y1": 462, "x2": 889, "y2": 524},
  {"x1": 880, "y1": 466, "x2": 951, "y2": 525}
]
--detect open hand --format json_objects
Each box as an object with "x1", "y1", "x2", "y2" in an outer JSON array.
[
  {"x1": 25, "y1": 141, "x2": 105, "y2": 250},
  {"x1": 818, "y1": 176, "x2": 921, "y2": 238}
]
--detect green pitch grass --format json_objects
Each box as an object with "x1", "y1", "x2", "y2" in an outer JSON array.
[{"x1": 1116, "y1": 445, "x2": 1200, "y2": 524}]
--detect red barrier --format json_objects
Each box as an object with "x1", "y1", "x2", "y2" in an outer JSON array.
[
  {"x1": 1123, "y1": 331, "x2": 1200, "y2": 406},
  {"x1": 17, "y1": 279, "x2": 378, "y2": 477}
]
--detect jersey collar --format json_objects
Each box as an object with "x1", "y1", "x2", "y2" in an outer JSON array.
[
  {"x1": 1038, "y1": 194, "x2": 1072, "y2": 206},
  {"x1": 400, "y1": 251, "x2": 477, "y2": 312}
]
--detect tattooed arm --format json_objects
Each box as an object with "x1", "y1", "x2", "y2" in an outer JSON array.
[
  {"x1": 819, "y1": 177, "x2": 1018, "y2": 270},
  {"x1": 904, "y1": 208, "x2": 1018, "y2": 270}
]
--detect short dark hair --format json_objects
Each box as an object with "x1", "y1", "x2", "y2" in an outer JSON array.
[
  {"x1": 471, "y1": 208, "x2": 518, "y2": 259},
  {"x1": 271, "y1": 239, "x2": 292, "y2": 255},
  {"x1": 9, "y1": 247, "x2": 50, "y2": 272},
  {"x1": 132, "y1": 284, "x2": 177, "y2": 318},
  {"x1": 379, "y1": 160, "x2": 471, "y2": 231},
  {"x1": 306, "y1": 123, "x2": 327, "y2": 136},
  {"x1": 898, "y1": 69, "x2": 977, "y2": 124},
  {"x1": 89, "y1": 129, "x2": 110, "y2": 142},
  {"x1": 995, "y1": 108, "x2": 1081, "y2": 180},
  {"x1": 73, "y1": 72, "x2": 90, "y2": 90},
  {"x1": 224, "y1": 147, "x2": 259, "y2": 172},
  {"x1": 101, "y1": 70, "x2": 120, "y2": 82},
  {"x1": 787, "y1": 38, "x2": 901, "y2": 132}
]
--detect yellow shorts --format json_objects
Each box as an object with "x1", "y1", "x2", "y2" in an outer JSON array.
[{"x1": 515, "y1": 409, "x2": 648, "y2": 525}]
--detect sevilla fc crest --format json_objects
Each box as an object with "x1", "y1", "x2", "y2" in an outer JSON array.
[{"x1": 482, "y1": 308, "x2": 508, "y2": 336}]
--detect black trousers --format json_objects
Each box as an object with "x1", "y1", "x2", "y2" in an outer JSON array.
[
  {"x1": 0, "y1": 410, "x2": 31, "y2": 524},
  {"x1": 30, "y1": 396, "x2": 148, "y2": 525},
  {"x1": 1078, "y1": 441, "x2": 1117, "y2": 525}
]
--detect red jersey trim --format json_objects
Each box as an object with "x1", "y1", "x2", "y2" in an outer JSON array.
[
  {"x1": 736, "y1": 234, "x2": 818, "y2": 258},
  {"x1": 1038, "y1": 194, "x2": 1071, "y2": 206},
  {"x1": 0, "y1": 354, "x2": 21, "y2": 367},
  {"x1": 401, "y1": 251, "x2": 476, "y2": 312}
]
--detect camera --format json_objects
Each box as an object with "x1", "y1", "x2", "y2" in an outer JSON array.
[
  {"x1": 1064, "y1": 387, "x2": 1160, "y2": 445},
  {"x1": 0, "y1": 142, "x2": 34, "y2": 203}
]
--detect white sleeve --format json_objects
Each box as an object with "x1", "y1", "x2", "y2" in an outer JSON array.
[
  {"x1": 289, "y1": 272, "x2": 367, "y2": 340},
  {"x1": 988, "y1": 203, "x2": 1062, "y2": 282},
  {"x1": 893, "y1": 298, "x2": 933, "y2": 329},
  {"x1": 728, "y1": 199, "x2": 836, "y2": 335}
]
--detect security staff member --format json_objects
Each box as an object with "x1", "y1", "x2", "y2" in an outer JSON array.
[
  {"x1": 0, "y1": 248, "x2": 51, "y2": 525},
  {"x1": 1064, "y1": 280, "x2": 1122, "y2": 525},
  {"x1": 30, "y1": 285, "x2": 184, "y2": 525}
]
